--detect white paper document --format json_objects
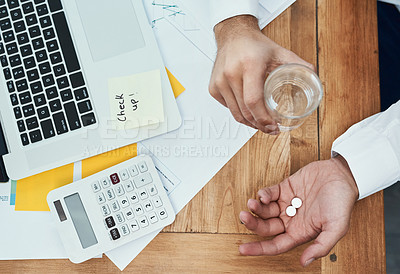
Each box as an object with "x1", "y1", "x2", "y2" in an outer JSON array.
[{"x1": 0, "y1": 182, "x2": 68, "y2": 259}]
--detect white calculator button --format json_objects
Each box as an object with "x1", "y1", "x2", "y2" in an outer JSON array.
[
  {"x1": 101, "y1": 204, "x2": 111, "y2": 216},
  {"x1": 119, "y1": 169, "x2": 130, "y2": 181},
  {"x1": 133, "y1": 204, "x2": 144, "y2": 216},
  {"x1": 106, "y1": 189, "x2": 116, "y2": 200},
  {"x1": 120, "y1": 224, "x2": 130, "y2": 236},
  {"x1": 138, "y1": 216, "x2": 149, "y2": 228},
  {"x1": 128, "y1": 192, "x2": 139, "y2": 204},
  {"x1": 120, "y1": 197, "x2": 130, "y2": 208},
  {"x1": 129, "y1": 220, "x2": 139, "y2": 232},
  {"x1": 148, "y1": 212, "x2": 158, "y2": 224},
  {"x1": 158, "y1": 208, "x2": 168, "y2": 220},
  {"x1": 138, "y1": 189, "x2": 148, "y2": 200},
  {"x1": 124, "y1": 208, "x2": 134, "y2": 220},
  {"x1": 153, "y1": 196, "x2": 163, "y2": 208},
  {"x1": 100, "y1": 177, "x2": 111, "y2": 188},
  {"x1": 115, "y1": 212, "x2": 125, "y2": 224},
  {"x1": 128, "y1": 165, "x2": 139, "y2": 177},
  {"x1": 91, "y1": 181, "x2": 101, "y2": 193},
  {"x1": 96, "y1": 192, "x2": 106, "y2": 204},
  {"x1": 124, "y1": 180, "x2": 134, "y2": 192},
  {"x1": 133, "y1": 173, "x2": 153, "y2": 188},
  {"x1": 143, "y1": 201, "x2": 153, "y2": 212},
  {"x1": 111, "y1": 201, "x2": 120, "y2": 212},
  {"x1": 148, "y1": 184, "x2": 158, "y2": 196},
  {"x1": 138, "y1": 161, "x2": 148, "y2": 173},
  {"x1": 115, "y1": 185, "x2": 125, "y2": 196}
]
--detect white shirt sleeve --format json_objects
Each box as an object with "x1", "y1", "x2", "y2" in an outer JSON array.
[
  {"x1": 211, "y1": 0, "x2": 259, "y2": 29},
  {"x1": 332, "y1": 100, "x2": 400, "y2": 199}
]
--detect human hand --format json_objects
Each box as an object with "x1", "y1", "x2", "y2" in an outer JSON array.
[
  {"x1": 209, "y1": 15, "x2": 314, "y2": 134},
  {"x1": 238, "y1": 155, "x2": 359, "y2": 266}
]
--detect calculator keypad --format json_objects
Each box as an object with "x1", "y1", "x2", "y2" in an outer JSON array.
[{"x1": 92, "y1": 162, "x2": 169, "y2": 241}]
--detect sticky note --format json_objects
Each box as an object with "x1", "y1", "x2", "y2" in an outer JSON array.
[
  {"x1": 15, "y1": 164, "x2": 74, "y2": 211},
  {"x1": 108, "y1": 70, "x2": 164, "y2": 130},
  {"x1": 166, "y1": 68, "x2": 185, "y2": 98},
  {"x1": 82, "y1": 144, "x2": 137, "y2": 178}
]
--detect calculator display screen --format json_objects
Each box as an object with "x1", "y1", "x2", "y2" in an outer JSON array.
[{"x1": 64, "y1": 193, "x2": 98, "y2": 249}]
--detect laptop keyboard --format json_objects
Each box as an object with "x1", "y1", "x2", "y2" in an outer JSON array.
[{"x1": 0, "y1": 0, "x2": 96, "y2": 146}]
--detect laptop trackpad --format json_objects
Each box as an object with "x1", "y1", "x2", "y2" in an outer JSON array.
[{"x1": 75, "y1": 0, "x2": 145, "y2": 62}]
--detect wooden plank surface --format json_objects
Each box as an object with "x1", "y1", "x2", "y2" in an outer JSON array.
[
  {"x1": 0, "y1": 0, "x2": 384, "y2": 273},
  {"x1": 317, "y1": 0, "x2": 385, "y2": 273},
  {"x1": 166, "y1": 132, "x2": 291, "y2": 234},
  {"x1": 288, "y1": 0, "x2": 319, "y2": 174},
  {"x1": 0, "y1": 234, "x2": 319, "y2": 273}
]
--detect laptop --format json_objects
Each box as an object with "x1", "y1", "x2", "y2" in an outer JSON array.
[{"x1": 0, "y1": 0, "x2": 182, "y2": 180}]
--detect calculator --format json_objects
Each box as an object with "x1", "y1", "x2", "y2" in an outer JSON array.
[{"x1": 47, "y1": 155, "x2": 175, "y2": 263}]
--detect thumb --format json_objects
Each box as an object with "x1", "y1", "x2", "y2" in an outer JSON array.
[{"x1": 300, "y1": 225, "x2": 348, "y2": 267}]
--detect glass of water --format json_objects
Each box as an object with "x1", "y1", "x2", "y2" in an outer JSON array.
[{"x1": 264, "y1": 63, "x2": 323, "y2": 131}]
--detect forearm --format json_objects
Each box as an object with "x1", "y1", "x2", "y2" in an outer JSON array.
[{"x1": 214, "y1": 15, "x2": 260, "y2": 48}]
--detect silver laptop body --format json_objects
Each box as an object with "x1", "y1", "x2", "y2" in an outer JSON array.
[{"x1": 0, "y1": 0, "x2": 181, "y2": 180}]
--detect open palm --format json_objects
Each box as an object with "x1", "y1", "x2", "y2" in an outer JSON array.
[{"x1": 239, "y1": 156, "x2": 359, "y2": 266}]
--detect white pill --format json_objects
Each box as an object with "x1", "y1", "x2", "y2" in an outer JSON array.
[
  {"x1": 291, "y1": 197, "x2": 302, "y2": 209},
  {"x1": 286, "y1": 205, "x2": 296, "y2": 217}
]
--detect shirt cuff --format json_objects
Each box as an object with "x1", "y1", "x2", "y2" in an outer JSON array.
[
  {"x1": 211, "y1": 0, "x2": 259, "y2": 29},
  {"x1": 332, "y1": 126, "x2": 400, "y2": 199}
]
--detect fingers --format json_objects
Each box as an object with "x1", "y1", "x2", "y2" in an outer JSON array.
[
  {"x1": 257, "y1": 184, "x2": 281, "y2": 204},
  {"x1": 300, "y1": 226, "x2": 348, "y2": 267},
  {"x1": 210, "y1": 77, "x2": 257, "y2": 129},
  {"x1": 239, "y1": 211, "x2": 284, "y2": 237},
  {"x1": 228, "y1": 78, "x2": 258, "y2": 128},
  {"x1": 242, "y1": 67, "x2": 278, "y2": 134},
  {"x1": 209, "y1": 66, "x2": 258, "y2": 129},
  {"x1": 209, "y1": 33, "x2": 316, "y2": 135},
  {"x1": 239, "y1": 233, "x2": 297, "y2": 256},
  {"x1": 225, "y1": 96, "x2": 257, "y2": 129},
  {"x1": 209, "y1": 86, "x2": 228, "y2": 108},
  {"x1": 247, "y1": 199, "x2": 280, "y2": 219},
  {"x1": 209, "y1": 56, "x2": 279, "y2": 133}
]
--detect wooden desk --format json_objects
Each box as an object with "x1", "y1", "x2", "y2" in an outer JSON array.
[{"x1": 1, "y1": 0, "x2": 385, "y2": 272}]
